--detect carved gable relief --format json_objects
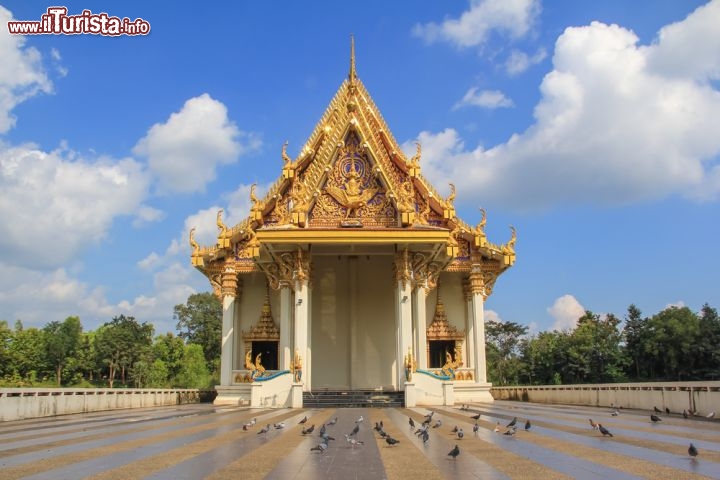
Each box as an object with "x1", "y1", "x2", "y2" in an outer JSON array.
[{"x1": 309, "y1": 131, "x2": 396, "y2": 227}]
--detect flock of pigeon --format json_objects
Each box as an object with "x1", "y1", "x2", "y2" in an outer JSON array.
[
  {"x1": 243, "y1": 404, "x2": 713, "y2": 462},
  {"x1": 589, "y1": 404, "x2": 710, "y2": 458}
]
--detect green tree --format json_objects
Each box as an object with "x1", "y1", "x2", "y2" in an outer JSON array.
[
  {"x1": 0, "y1": 320, "x2": 12, "y2": 378},
  {"x1": 43, "y1": 316, "x2": 82, "y2": 386},
  {"x1": 644, "y1": 306, "x2": 699, "y2": 380},
  {"x1": 696, "y1": 304, "x2": 720, "y2": 379},
  {"x1": 153, "y1": 333, "x2": 186, "y2": 382},
  {"x1": 520, "y1": 330, "x2": 568, "y2": 385},
  {"x1": 8, "y1": 321, "x2": 47, "y2": 383},
  {"x1": 622, "y1": 304, "x2": 649, "y2": 380},
  {"x1": 485, "y1": 319, "x2": 528, "y2": 385},
  {"x1": 566, "y1": 311, "x2": 625, "y2": 383},
  {"x1": 174, "y1": 293, "x2": 222, "y2": 373},
  {"x1": 95, "y1": 315, "x2": 154, "y2": 387},
  {"x1": 174, "y1": 343, "x2": 211, "y2": 388}
]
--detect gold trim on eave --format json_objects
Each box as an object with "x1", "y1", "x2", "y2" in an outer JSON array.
[{"x1": 256, "y1": 229, "x2": 450, "y2": 244}]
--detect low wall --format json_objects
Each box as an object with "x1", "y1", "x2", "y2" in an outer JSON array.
[
  {"x1": 491, "y1": 382, "x2": 720, "y2": 414},
  {"x1": 0, "y1": 388, "x2": 205, "y2": 422}
]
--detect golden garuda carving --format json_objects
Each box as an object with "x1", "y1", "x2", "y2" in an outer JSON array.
[{"x1": 324, "y1": 159, "x2": 378, "y2": 219}]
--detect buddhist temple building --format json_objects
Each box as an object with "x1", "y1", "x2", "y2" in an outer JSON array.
[{"x1": 190, "y1": 38, "x2": 516, "y2": 408}]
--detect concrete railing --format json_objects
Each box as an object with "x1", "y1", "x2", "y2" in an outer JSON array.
[
  {"x1": 491, "y1": 382, "x2": 720, "y2": 415},
  {"x1": 0, "y1": 388, "x2": 206, "y2": 422}
]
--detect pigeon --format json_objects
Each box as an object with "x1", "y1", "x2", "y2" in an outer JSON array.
[
  {"x1": 683, "y1": 409, "x2": 689, "y2": 419},
  {"x1": 344, "y1": 434, "x2": 364, "y2": 447},
  {"x1": 327, "y1": 417, "x2": 338, "y2": 426},
  {"x1": 380, "y1": 421, "x2": 384, "y2": 429},
  {"x1": 688, "y1": 443, "x2": 698, "y2": 458},
  {"x1": 310, "y1": 442, "x2": 328, "y2": 453},
  {"x1": 457, "y1": 428, "x2": 464, "y2": 439},
  {"x1": 299, "y1": 416, "x2": 308, "y2": 424},
  {"x1": 302, "y1": 424, "x2": 315, "y2": 435},
  {"x1": 274, "y1": 422, "x2": 286, "y2": 429},
  {"x1": 611, "y1": 409, "x2": 620, "y2": 416},
  {"x1": 433, "y1": 419, "x2": 442, "y2": 429},
  {"x1": 378, "y1": 429, "x2": 388, "y2": 438},
  {"x1": 665, "y1": 407, "x2": 671, "y2": 415},
  {"x1": 319, "y1": 424, "x2": 326, "y2": 436},
  {"x1": 451, "y1": 425, "x2": 458, "y2": 433},
  {"x1": 504, "y1": 426, "x2": 517, "y2": 436},
  {"x1": 349, "y1": 424, "x2": 359, "y2": 436},
  {"x1": 654, "y1": 406, "x2": 662, "y2": 413},
  {"x1": 523, "y1": 419, "x2": 531, "y2": 431},
  {"x1": 409, "y1": 417, "x2": 415, "y2": 430},
  {"x1": 650, "y1": 414, "x2": 662, "y2": 423},
  {"x1": 493, "y1": 422, "x2": 501, "y2": 433},
  {"x1": 320, "y1": 433, "x2": 335, "y2": 442},
  {"x1": 374, "y1": 422, "x2": 382, "y2": 432},
  {"x1": 588, "y1": 419, "x2": 599, "y2": 430},
  {"x1": 422, "y1": 430, "x2": 430, "y2": 445},
  {"x1": 415, "y1": 426, "x2": 427, "y2": 436},
  {"x1": 356, "y1": 415, "x2": 364, "y2": 423},
  {"x1": 385, "y1": 436, "x2": 400, "y2": 446},
  {"x1": 598, "y1": 424, "x2": 613, "y2": 437},
  {"x1": 258, "y1": 424, "x2": 271, "y2": 435},
  {"x1": 448, "y1": 444, "x2": 460, "y2": 459},
  {"x1": 707, "y1": 412, "x2": 716, "y2": 419},
  {"x1": 242, "y1": 424, "x2": 249, "y2": 431},
  {"x1": 471, "y1": 413, "x2": 481, "y2": 420},
  {"x1": 249, "y1": 417, "x2": 257, "y2": 426},
  {"x1": 473, "y1": 423, "x2": 479, "y2": 435},
  {"x1": 506, "y1": 417, "x2": 517, "y2": 428}
]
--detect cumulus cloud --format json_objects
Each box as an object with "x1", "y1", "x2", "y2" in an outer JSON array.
[
  {"x1": 407, "y1": 2, "x2": 720, "y2": 210},
  {"x1": 0, "y1": 142, "x2": 149, "y2": 269},
  {"x1": 0, "y1": 6, "x2": 54, "y2": 133},
  {"x1": 454, "y1": 87, "x2": 514, "y2": 110},
  {"x1": 547, "y1": 294, "x2": 586, "y2": 331},
  {"x1": 133, "y1": 94, "x2": 261, "y2": 194},
  {"x1": 132, "y1": 205, "x2": 165, "y2": 227},
  {"x1": 413, "y1": 0, "x2": 540, "y2": 48}
]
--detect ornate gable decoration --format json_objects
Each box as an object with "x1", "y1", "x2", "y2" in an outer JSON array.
[
  {"x1": 242, "y1": 286, "x2": 280, "y2": 341},
  {"x1": 426, "y1": 285, "x2": 465, "y2": 340}
]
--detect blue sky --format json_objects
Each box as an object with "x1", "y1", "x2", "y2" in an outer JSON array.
[{"x1": 1, "y1": 0, "x2": 718, "y2": 335}]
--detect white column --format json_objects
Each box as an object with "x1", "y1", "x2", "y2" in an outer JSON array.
[
  {"x1": 469, "y1": 272, "x2": 487, "y2": 383},
  {"x1": 464, "y1": 280, "x2": 475, "y2": 370},
  {"x1": 279, "y1": 285, "x2": 292, "y2": 370},
  {"x1": 219, "y1": 269, "x2": 238, "y2": 386},
  {"x1": 395, "y1": 249, "x2": 413, "y2": 389},
  {"x1": 294, "y1": 277, "x2": 310, "y2": 391},
  {"x1": 413, "y1": 284, "x2": 428, "y2": 370}
]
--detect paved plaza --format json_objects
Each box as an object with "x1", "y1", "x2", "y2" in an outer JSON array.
[{"x1": 0, "y1": 400, "x2": 718, "y2": 479}]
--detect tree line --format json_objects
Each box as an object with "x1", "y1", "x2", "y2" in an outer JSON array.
[
  {"x1": 2, "y1": 293, "x2": 718, "y2": 389},
  {"x1": 486, "y1": 303, "x2": 720, "y2": 386},
  {"x1": 0, "y1": 293, "x2": 222, "y2": 389}
]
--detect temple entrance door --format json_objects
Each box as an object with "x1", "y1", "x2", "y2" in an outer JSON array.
[{"x1": 311, "y1": 254, "x2": 395, "y2": 390}]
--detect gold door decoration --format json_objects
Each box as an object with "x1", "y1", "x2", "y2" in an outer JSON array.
[
  {"x1": 237, "y1": 285, "x2": 280, "y2": 383},
  {"x1": 426, "y1": 284, "x2": 469, "y2": 380}
]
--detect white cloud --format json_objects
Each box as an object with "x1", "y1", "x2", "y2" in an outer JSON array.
[
  {"x1": 413, "y1": 0, "x2": 540, "y2": 48},
  {"x1": 454, "y1": 87, "x2": 514, "y2": 110},
  {"x1": 0, "y1": 6, "x2": 54, "y2": 133},
  {"x1": 0, "y1": 142, "x2": 149, "y2": 269},
  {"x1": 505, "y1": 47, "x2": 547, "y2": 75},
  {"x1": 133, "y1": 94, "x2": 261, "y2": 194},
  {"x1": 407, "y1": 3, "x2": 720, "y2": 210},
  {"x1": 547, "y1": 294, "x2": 586, "y2": 331},
  {"x1": 132, "y1": 205, "x2": 165, "y2": 227}
]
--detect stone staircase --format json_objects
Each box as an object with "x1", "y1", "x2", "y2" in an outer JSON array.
[{"x1": 302, "y1": 390, "x2": 405, "y2": 408}]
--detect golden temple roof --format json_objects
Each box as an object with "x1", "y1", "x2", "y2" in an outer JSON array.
[{"x1": 191, "y1": 37, "x2": 516, "y2": 288}]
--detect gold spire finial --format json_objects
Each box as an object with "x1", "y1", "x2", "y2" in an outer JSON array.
[{"x1": 349, "y1": 34, "x2": 356, "y2": 84}]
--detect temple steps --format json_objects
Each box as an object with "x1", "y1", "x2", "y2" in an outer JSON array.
[{"x1": 302, "y1": 390, "x2": 405, "y2": 408}]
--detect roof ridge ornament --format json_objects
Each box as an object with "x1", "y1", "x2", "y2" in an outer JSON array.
[{"x1": 349, "y1": 34, "x2": 357, "y2": 84}]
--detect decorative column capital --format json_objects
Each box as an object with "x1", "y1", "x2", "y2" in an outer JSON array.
[
  {"x1": 394, "y1": 247, "x2": 411, "y2": 289},
  {"x1": 221, "y1": 267, "x2": 240, "y2": 298}
]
